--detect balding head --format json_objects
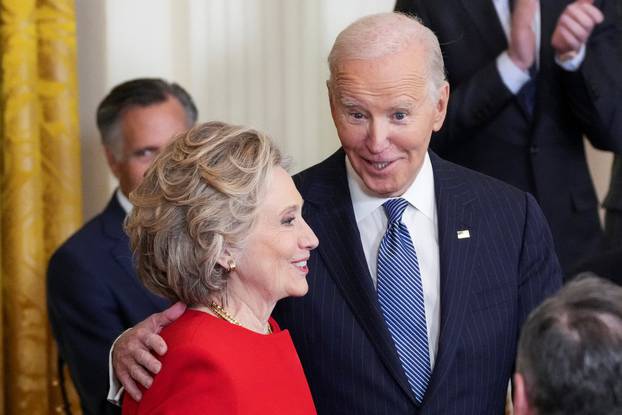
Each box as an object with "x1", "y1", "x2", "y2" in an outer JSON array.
[{"x1": 328, "y1": 12, "x2": 446, "y2": 101}]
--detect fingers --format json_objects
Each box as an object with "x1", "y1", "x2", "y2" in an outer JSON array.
[
  {"x1": 112, "y1": 319, "x2": 167, "y2": 398},
  {"x1": 552, "y1": 0, "x2": 604, "y2": 54},
  {"x1": 111, "y1": 307, "x2": 184, "y2": 401},
  {"x1": 559, "y1": 10, "x2": 591, "y2": 41},
  {"x1": 145, "y1": 331, "x2": 168, "y2": 357},
  {"x1": 554, "y1": 26, "x2": 583, "y2": 52},
  {"x1": 565, "y1": 1, "x2": 604, "y2": 30},
  {"x1": 118, "y1": 371, "x2": 143, "y2": 402},
  {"x1": 137, "y1": 345, "x2": 163, "y2": 374},
  {"x1": 129, "y1": 363, "x2": 155, "y2": 389}
]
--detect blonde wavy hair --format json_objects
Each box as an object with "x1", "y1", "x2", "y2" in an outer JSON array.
[{"x1": 125, "y1": 121, "x2": 285, "y2": 306}]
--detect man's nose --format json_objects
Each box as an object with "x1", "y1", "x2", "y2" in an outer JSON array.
[{"x1": 366, "y1": 119, "x2": 390, "y2": 154}]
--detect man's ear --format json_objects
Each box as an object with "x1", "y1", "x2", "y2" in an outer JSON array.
[
  {"x1": 513, "y1": 373, "x2": 535, "y2": 415},
  {"x1": 432, "y1": 81, "x2": 449, "y2": 132}
]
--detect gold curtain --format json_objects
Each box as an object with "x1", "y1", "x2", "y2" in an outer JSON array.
[{"x1": 1, "y1": 0, "x2": 83, "y2": 413}]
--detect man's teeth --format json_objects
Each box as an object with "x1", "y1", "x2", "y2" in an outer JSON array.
[
  {"x1": 294, "y1": 261, "x2": 307, "y2": 267},
  {"x1": 372, "y1": 161, "x2": 389, "y2": 169}
]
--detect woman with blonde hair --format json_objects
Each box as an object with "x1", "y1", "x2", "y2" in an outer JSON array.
[{"x1": 122, "y1": 121, "x2": 318, "y2": 414}]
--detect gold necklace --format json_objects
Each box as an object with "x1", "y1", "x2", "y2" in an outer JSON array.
[{"x1": 208, "y1": 302, "x2": 272, "y2": 334}]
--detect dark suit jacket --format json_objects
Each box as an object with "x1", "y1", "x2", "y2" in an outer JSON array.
[
  {"x1": 604, "y1": 156, "x2": 622, "y2": 212},
  {"x1": 570, "y1": 246, "x2": 622, "y2": 285},
  {"x1": 274, "y1": 149, "x2": 562, "y2": 414},
  {"x1": 603, "y1": 155, "x2": 622, "y2": 245},
  {"x1": 395, "y1": 0, "x2": 622, "y2": 273},
  {"x1": 47, "y1": 194, "x2": 169, "y2": 415}
]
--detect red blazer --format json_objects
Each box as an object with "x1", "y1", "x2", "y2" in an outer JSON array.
[{"x1": 123, "y1": 309, "x2": 316, "y2": 415}]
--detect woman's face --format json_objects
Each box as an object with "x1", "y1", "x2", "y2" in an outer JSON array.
[{"x1": 234, "y1": 166, "x2": 319, "y2": 303}]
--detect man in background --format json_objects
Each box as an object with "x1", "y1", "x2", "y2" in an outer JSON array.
[
  {"x1": 513, "y1": 275, "x2": 622, "y2": 415},
  {"x1": 47, "y1": 78, "x2": 198, "y2": 415},
  {"x1": 395, "y1": 0, "x2": 622, "y2": 274}
]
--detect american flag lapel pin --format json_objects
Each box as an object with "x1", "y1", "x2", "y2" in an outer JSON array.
[{"x1": 457, "y1": 229, "x2": 470, "y2": 239}]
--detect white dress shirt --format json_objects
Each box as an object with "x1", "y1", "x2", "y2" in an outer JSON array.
[
  {"x1": 346, "y1": 153, "x2": 440, "y2": 367},
  {"x1": 494, "y1": 0, "x2": 585, "y2": 94},
  {"x1": 116, "y1": 188, "x2": 132, "y2": 215}
]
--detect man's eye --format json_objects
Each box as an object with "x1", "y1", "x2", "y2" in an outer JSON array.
[
  {"x1": 394, "y1": 112, "x2": 407, "y2": 121},
  {"x1": 350, "y1": 112, "x2": 365, "y2": 119},
  {"x1": 134, "y1": 149, "x2": 156, "y2": 158}
]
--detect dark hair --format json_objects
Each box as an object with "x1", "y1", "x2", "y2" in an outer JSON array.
[
  {"x1": 516, "y1": 274, "x2": 622, "y2": 415},
  {"x1": 96, "y1": 78, "x2": 198, "y2": 156}
]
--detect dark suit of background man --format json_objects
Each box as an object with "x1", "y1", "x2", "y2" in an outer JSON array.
[
  {"x1": 603, "y1": 155, "x2": 622, "y2": 247},
  {"x1": 47, "y1": 78, "x2": 198, "y2": 415},
  {"x1": 395, "y1": 0, "x2": 622, "y2": 274},
  {"x1": 111, "y1": 14, "x2": 562, "y2": 415},
  {"x1": 513, "y1": 275, "x2": 622, "y2": 415}
]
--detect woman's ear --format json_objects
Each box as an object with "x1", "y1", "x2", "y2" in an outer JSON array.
[
  {"x1": 216, "y1": 250, "x2": 236, "y2": 273},
  {"x1": 216, "y1": 250, "x2": 232, "y2": 269}
]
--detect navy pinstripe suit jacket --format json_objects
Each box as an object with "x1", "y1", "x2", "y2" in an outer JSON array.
[{"x1": 274, "y1": 149, "x2": 562, "y2": 414}]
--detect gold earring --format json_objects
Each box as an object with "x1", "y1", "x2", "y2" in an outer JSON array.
[{"x1": 227, "y1": 259, "x2": 236, "y2": 273}]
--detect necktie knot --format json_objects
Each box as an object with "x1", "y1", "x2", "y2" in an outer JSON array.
[{"x1": 383, "y1": 198, "x2": 409, "y2": 226}]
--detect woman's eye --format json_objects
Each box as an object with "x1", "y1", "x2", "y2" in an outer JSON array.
[{"x1": 281, "y1": 216, "x2": 295, "y2": 225}]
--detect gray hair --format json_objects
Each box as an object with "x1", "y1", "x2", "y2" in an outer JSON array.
[
  {"x1": 516, "y1": 274, "x2": 622, "y2": 415},
  {"x1": 125, "y1": 121, "x2": 286, "y2": 306},
  {"x1": 327, "y1": 12, "x2": 446, "y2": 102},
  {"x1": 96, "y1": 78, "x2": 198, "y2": 160}
]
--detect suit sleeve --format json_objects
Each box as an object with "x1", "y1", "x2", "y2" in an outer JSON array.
[
  {"x1": 394, "y1": 0, "x2": 516, "y2": 152},
  {"x1": 47, "y1": 249, "x2": 124, "y2": 415},
  {"x1": 559, "y1": 0, "x2": 622, "y2": 153},
  {"x1": 516, "y1": 193, "x2": 563, "y2": 328}
]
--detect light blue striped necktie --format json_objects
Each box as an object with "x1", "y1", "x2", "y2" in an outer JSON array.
[{"x1": 377, "y1": 198, "x2": 431, "y2": 404}]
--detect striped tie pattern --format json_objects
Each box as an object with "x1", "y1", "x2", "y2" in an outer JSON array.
[{"x1": 377, "y1": 198, "x2": 431, "y2": 404}]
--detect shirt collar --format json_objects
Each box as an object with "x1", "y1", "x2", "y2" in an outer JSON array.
[
  {"x1": 346, "y1": 152, "x2": 436, "y2": 223},
  {"x1": 116, "y1": 188, "x2": 133, "y2": 215}
]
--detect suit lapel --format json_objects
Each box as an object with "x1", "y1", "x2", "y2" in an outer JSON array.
[
  {"x1": 299, "y1": 150, "x2": 418, "y2": 406},
  {"x1": 102, "y1": 194, "x2": 168, "y2": 310},
  {"x1": 423, "y1": 153, "x2": 480, "y2": 403},
  {"x1": 460, "y1": 0, "x2": 507, "y2": 54}
]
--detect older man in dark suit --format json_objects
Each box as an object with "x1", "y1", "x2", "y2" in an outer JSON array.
[
  {"x1": 109, "y1": 14, "x2": 561, "y2": 414},
  {"x1": 395, "y1": 0, "x2": 622, "y2": 274},
  {"x1": 47, "y1": 78, "x2": 197, "y2": 415}
]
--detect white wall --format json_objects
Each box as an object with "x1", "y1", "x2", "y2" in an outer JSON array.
[
  {"x1": 76, "y1": 0, "x2": 394, "y2": 220},
  {"x1": 75, "y1": 0, "x2": 612, "y2": 222}
]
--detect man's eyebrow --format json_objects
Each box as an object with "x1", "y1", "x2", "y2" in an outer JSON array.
[
  {"x1": 391, "y1": 101, "x2": 416, "y2": 111},
  {"x1": 339, "y1": 97, "x2": 360, "y2": 107}
]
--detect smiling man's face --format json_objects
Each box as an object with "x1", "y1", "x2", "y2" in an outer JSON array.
[{"x1": 328, "y1": 44, "x2": 448, "y2": 197}]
